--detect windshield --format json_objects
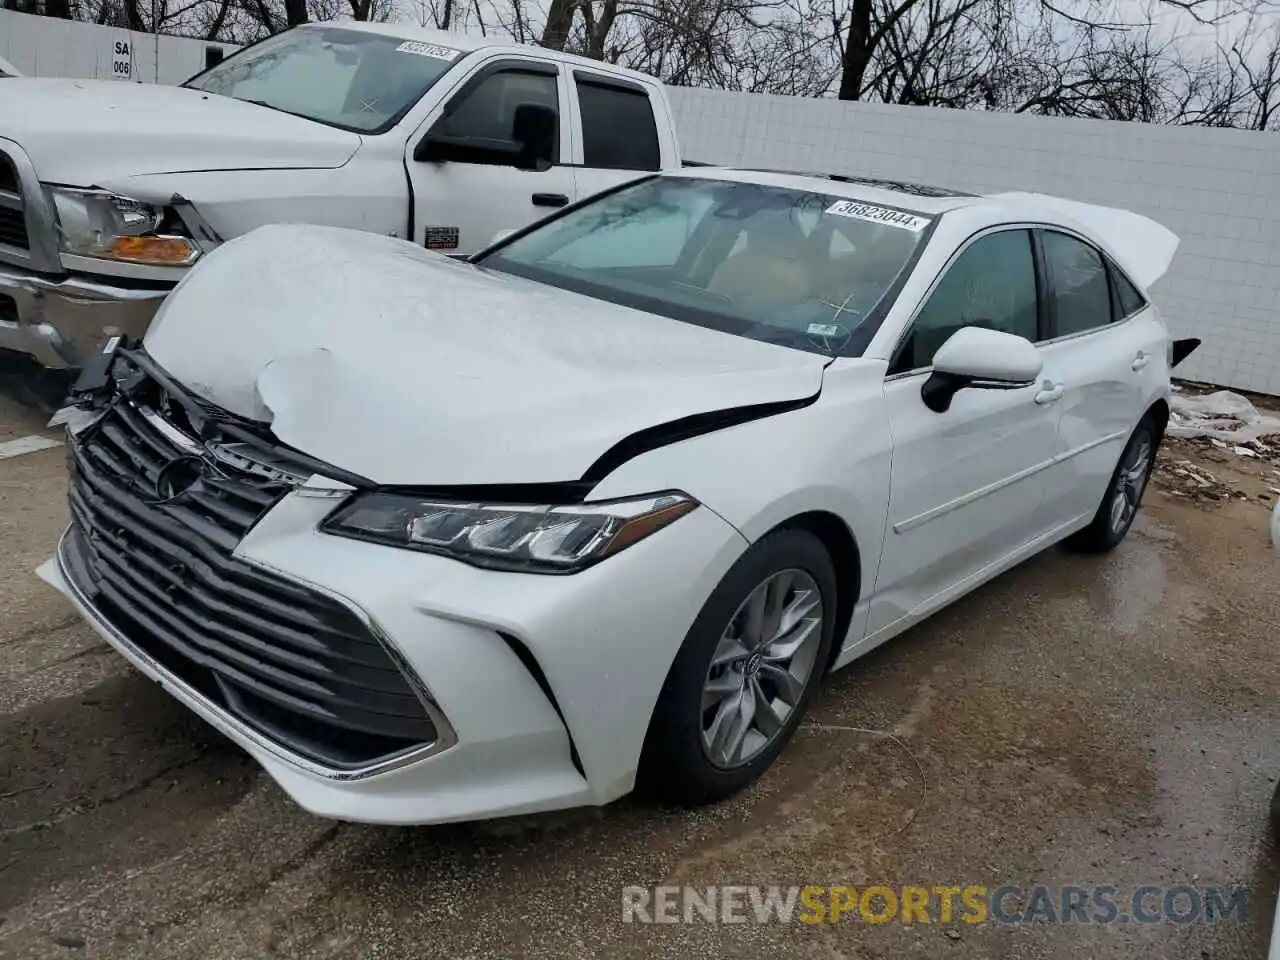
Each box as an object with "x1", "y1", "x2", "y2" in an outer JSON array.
[
  {"x1": 184, "y1": 27, "x2": 464, "y2": 134},
  {"x1": 479, "y1": 176, "x2": 932, "y2": 356}
]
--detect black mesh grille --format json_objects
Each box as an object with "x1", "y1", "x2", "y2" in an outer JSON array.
[
  {"x1": 0, "y1": 154, "x2": 17, "y2": 194},
  {"x1": 62, "y1": 370, "x2": 438, "y2": 769},
  {"x1": 0, "y1": 206, "x2": 27, "y2": 250}
]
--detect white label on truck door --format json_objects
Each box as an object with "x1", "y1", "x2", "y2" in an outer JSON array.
[
  {"x1": 825, "y1": 200, "x2": 930, "y2": 232},
  {"x1": 395, "y1": 41, "x2": 461, "y2": 61},
  {"x1": 111, "y1": 37, "x2": 132, "y2": 81}
]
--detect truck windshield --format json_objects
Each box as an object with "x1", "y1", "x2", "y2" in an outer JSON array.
[
  {"x1": 184, "y1": 27, "x2": 465, "y2": 135},
  {"x1": 478, "y1": 175, "x2": 933, "y2": 358}
]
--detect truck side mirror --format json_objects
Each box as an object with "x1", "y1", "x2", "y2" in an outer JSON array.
[{"x1": 511, "y1": 103, "x2": 556, "y2": 172}]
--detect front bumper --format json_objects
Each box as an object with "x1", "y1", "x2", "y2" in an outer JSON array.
[
  {"x1": 0, "y1": 265, "x2": 168, "y2": 369},
  {"x1": 41, "y1": 384, "x2": 749, "y2": 823}
]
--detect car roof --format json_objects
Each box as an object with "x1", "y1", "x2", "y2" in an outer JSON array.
[{"x1": 298, "y1": 21, "x2": 661, "y2": 85}]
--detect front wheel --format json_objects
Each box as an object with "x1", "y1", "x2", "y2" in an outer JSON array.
[
  {"x1": 1067, "y1": 413, "x2": 1158, "y2": 554},
  {"x1": 637, "y1": 528, "x2": 838, "y2": 806}
]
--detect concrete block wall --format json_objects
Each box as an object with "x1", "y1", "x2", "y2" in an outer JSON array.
[
  {"x1": 0, "y1": 9, "x2": 232, "y2": 85},
  {"x1": 668, "y1": 87, "x2": 1280, "y2": 395}
]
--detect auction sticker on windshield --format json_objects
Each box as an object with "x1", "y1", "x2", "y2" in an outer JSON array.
[
  {"x1": 395, "y1": 41, "x2": 461, "y2": 60},
  {"x1": 825, "y1": 200, "x2": 931, "y2": 232}
]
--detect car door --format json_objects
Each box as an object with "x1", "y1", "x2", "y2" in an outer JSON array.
[
  {"x1": 1033, "y1": 228, "x2": 1157, "y2": 526},
  {"x1": 404, "y1": 57, "x2": 578, "y2": 256},
  {"x1": 566, "y1": 71, "x2": 667, "y2": 202},
  {"x1": 869, "y1": 227, "x2": 1062, "y2": 634}
]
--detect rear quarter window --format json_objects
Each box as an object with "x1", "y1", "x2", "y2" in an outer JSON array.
[{"x1": 1111, "y1": 263, "x2": 1148, "y2": 318}]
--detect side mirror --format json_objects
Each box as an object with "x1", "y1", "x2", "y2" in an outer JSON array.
[
  {"x1": 414, "y1": 103, "x2": 557, "y2": 172},
  {"x1": 511, "y1": 102, "x2": 556, "y2": 172},
  {"x1": 921, "y1": 326, "x2": 1042, "y2": 414},
  {"x1": 416, "y1": 129, "x2": 481, "y2": 164}
]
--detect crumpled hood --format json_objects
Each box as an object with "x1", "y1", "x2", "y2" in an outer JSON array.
[
  {"x1": 0, "y1": 79, "x2": 360, "y2": 184},
  {"x1": 143, "y1": 224, "x2": 829, "y2": 486}
]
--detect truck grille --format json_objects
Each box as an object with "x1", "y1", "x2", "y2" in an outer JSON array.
[
  {"x1": 0, "y1": 154, "x2": 17, "y2": 194},
  {"x1": 60, "y1": 361, "x2": 439, "y2": 770},
  {"x1": 0, "y1": 152, "x2": 27, "y2": 251},
  {"x1": 0, "y1": 207, "x2": 28, "y2": 250}
]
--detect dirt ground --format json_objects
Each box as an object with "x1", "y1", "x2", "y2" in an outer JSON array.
[{"x1": 1, "y1": 391, "x2": 1278, "y2": 960}]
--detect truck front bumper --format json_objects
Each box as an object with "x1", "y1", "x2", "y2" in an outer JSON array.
[{"x1": 0, "y1": 265, "x2": 168, "y2": 369}]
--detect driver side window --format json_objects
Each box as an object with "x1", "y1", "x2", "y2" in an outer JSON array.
[
  {"x1": 432, "y1": 67, "x2": 560, "y2": 167},
  {"x1": 892, "y1": 229, "x2": 1039, "y2": 374}
]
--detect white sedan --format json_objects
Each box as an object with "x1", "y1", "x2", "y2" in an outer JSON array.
[{"x1": 40, "y1": 168, "x2": 1188, "y2": 824}]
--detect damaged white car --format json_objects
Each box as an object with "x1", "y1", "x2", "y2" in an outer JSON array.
[{"x1": 39, "y1": 168, "x2": 1196, "y2": 825}]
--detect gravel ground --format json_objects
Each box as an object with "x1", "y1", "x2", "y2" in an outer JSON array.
[{"x1": 0, "y1": 391, "x2": 1277, "y2": 960}]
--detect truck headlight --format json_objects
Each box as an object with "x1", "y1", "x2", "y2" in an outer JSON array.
[
  {"x1": 320, "y1": 491, "x2": 698, "y2": 573},
  {"x1": 46, "y1": 187, "x2": 201, "y2": 266}
]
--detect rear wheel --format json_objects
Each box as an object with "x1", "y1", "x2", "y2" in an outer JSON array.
[
  {"x1": 1067, "y1": 413, "x2": 1158, "y2": 553},
  {"x1": 637, "y1": 528, "x2": 837, "y2": 806}
]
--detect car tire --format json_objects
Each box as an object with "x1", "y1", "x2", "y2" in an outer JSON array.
[
  {"x1": 1067, "y1": 413, "x2": 1159, "y2": 554},
  {"x1": 637, "y1": 527, "x2": 838, "y2": 807}
]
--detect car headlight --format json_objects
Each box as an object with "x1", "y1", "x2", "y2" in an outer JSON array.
[
  {"x1": 320, "y1": 491, "x2": 698, "y2": 573},
  {"x1": 46, "y1": 187, "x2": 200, "y2": 266}
]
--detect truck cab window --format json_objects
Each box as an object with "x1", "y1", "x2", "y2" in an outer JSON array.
[
  {"x1": 575, "y1": 77, "x2": 660, "y2": 171},
  {"x1": 437, "y1": 70, "x2": 560, "y2": 166}
]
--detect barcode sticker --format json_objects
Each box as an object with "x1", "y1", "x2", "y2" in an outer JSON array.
[
  {"x1": 395, "y1": 41, "x2": 461, "y2": 61},
  {"x1": 825, "y1": 200, "x2": 931, "y2": 232}
]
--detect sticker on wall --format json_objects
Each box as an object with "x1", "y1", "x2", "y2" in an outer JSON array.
[
  {"x1": 111, "y1": 37, "x2": 132, "y2": 81},
  {"x1": 825, "y1": 200, "x2": 930, "y2": 232},
  {"x1": 395, "y1": 41, "x2": 462, "y2": 61},
  {"x1": 424, "y1": 226, "x2": 460, "y2": 251}
]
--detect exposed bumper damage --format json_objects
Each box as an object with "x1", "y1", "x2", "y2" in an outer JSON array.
[{"x1": 41, "y1": 343, "x2": 754, "y2": 823}]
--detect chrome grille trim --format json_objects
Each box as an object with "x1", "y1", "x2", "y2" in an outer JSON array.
[{"x1": 0, "y1": 138, "x2": 62, "y2": 272}]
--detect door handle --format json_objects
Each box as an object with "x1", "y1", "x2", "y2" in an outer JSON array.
[
  {"x1": 1131, "y1": 351, "x2": 1149, "y2": 371},
  {"x1": 532, "y1": 193, "x2": 569, "y2": 208},
  {"x1": 1034, "y1": 380, "x2": 1065, "y2": 405}
]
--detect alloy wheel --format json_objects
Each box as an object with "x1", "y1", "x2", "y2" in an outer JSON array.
[
  {"x1": 699, "y1": 568, "x2": 824, "y2": 769},
  {"x1": 1109, "y1": 432, "x2": 1153, "y2": 535}
]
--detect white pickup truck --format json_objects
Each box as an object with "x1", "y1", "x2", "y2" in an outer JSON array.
[{"x1": 0, "y1": 22, "x2": 684, "y2": 373}]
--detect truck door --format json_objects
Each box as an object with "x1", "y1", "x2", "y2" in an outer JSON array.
[{"x1": 404, "y1": 56, "x2": 577, "y2": 256}]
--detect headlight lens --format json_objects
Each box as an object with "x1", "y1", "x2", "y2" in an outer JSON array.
[
  {"x1": 46, "y1": 187, "x2": 200, "y2": 266},
  {"x1": 321, "y1": 491, "x2": 698, "y2": 573}
]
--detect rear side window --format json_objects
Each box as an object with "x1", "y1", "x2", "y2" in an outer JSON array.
[
  {"x1": 575, "y1": 76, "x2": 661, "y2": 171},
  {"x1": 1111, "y1": 264, "x2": 1147, "y2": 318},
  {"x1": 1041, "y1": 230, "x2": 1113, "y2": 337}
]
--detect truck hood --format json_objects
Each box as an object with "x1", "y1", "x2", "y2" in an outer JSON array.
[
  {"x1": 143, "y1": 224, "x2": 829, "y2": 486},
  {"x1": 0, "y1": 80, "x2": 360, "y2": 184}
]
